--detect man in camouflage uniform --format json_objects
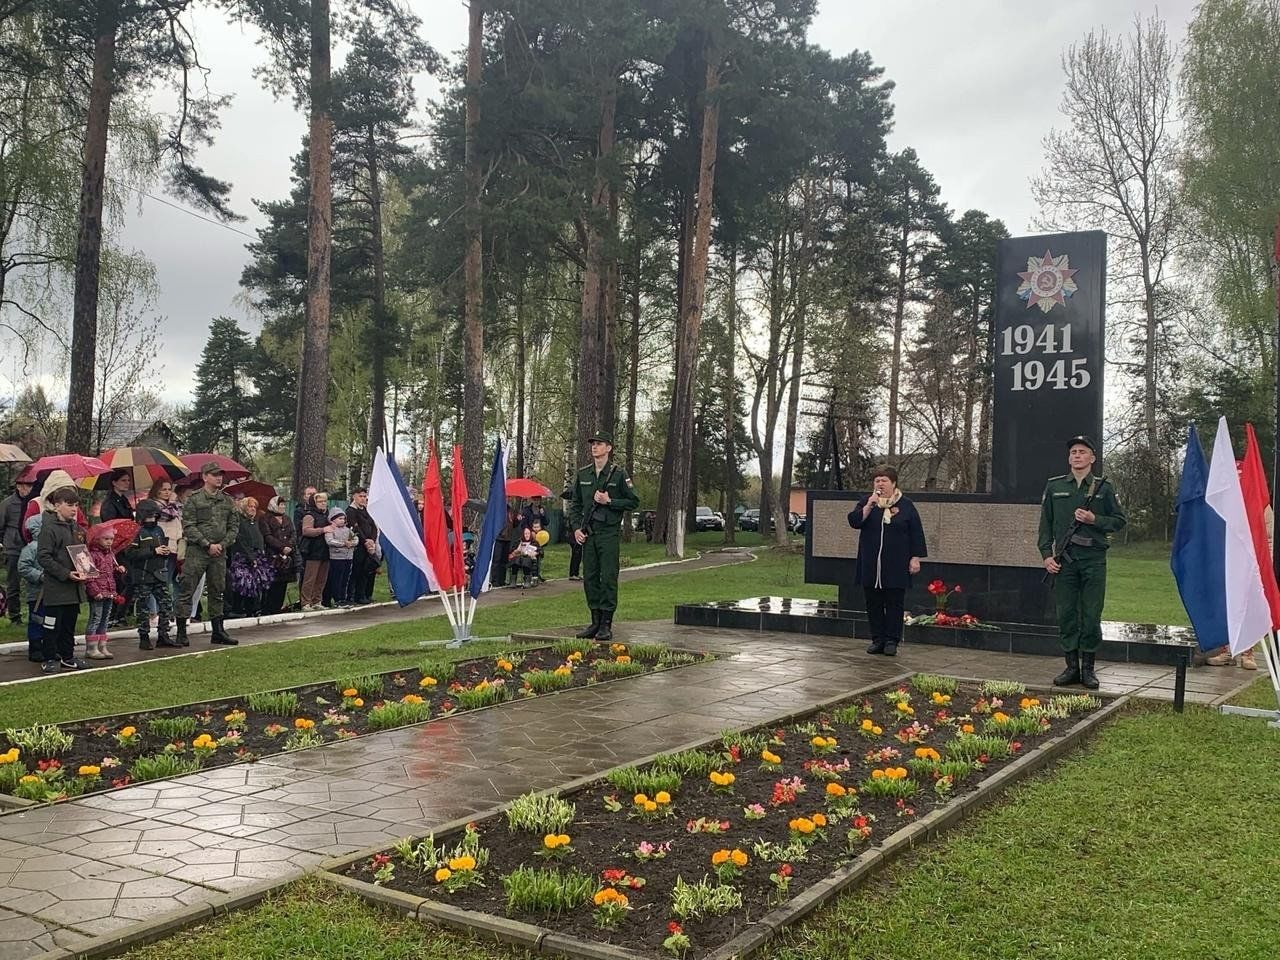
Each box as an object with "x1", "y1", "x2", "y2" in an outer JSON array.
[
  {"x1": 177, "y1": 462, "x2": 240, "y2": 646},
  {"x1": 1037, "y1": 435, "x2": 1127, "y2": 690},
  {"x1": 569, "y1": 430, "x2": 639, "y2": 643}
]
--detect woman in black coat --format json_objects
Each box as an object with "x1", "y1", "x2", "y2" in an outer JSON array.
[{"x1": 847, "y1": 465, "x2": 927, "y2": 657}]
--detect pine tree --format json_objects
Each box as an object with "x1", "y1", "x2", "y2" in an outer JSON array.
[{"x1": 184, "y1": 317, "x2": 254, "y2": 461}]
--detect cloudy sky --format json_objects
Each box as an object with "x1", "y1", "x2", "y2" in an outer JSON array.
[{"x1": 13, "y1": 0, "x2": 1198, "y2": 408}]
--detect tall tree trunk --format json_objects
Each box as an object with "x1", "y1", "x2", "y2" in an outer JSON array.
[
  {"x1": 653, "y1": 189, "x2": 695, "y2": 542},
  {"x1": 462, "y1": 0, "x2": 485, "y2": 491},
  {"x1": 1141, "y1": 253, "x2": 1159, "y2": 503},
  {"x1": 776, "y1": 182, "x2": 811, "y2": 545},
  {"x1": 66, "y1": 5, "x2": 117, "y2": 454},
  {"x1": 722, "y1": 243, "x2": 737, "y2": 545},
  {"x1": 888, "y1": 191, "x2": 911, "y2": 458},
  {"x1": 601, "y1": 178, "x2": 619, "y2": 433},
  {"x1": 624, "y1": 228, "x2": 640, "y2": 480},
  {"x1": 515, "y1": 269, "x2": 526, "y2": 476},
  {"x1": 662, "y1": 51, "x2": 721, "y2": 557},
  {"x1": 961, "y1": 293, "x2": 978, "y2": 488},
  {"x1": 364, "y1": 136, "x2": 388, "y2": 473},
  {"x1": 292, "y1": 0, "x2": 333, "y2": 495},
  {"x1": 577, "y1": 79, "x2": 618, "y2": 464}
]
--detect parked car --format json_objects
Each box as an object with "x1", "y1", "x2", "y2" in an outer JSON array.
[
  {"x1": 739, "y1": 509, "x2": 760, "y2": 531},
  {"x1": 694, "y1": 506, "x2": 724, "y2": 531},
  {"x1": 791, "y1": 513, "x2": 806, "y2": 533}
]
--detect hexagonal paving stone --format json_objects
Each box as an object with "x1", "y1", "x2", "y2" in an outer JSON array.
[{"x1": 0, "y1": 905, "x2": 94, "y2": 960}]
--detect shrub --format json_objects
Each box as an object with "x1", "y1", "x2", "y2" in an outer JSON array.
[
  {"x1": 506, "y1": 792, "x2": 576, "y2": 834},
  {"x1": 334, "y1": 675, "x2": 383, "y2": 698},
  {"x1": 246, "y1": 692, "x2": 300, "y2": 716},
  {"x1": 367, "y1": 700, "x2": 432, "y2": 731},
  {"x1": 606, "y1": 766, "x2": 682, "y2": 797},
  {"x1": 503, "y1": 866, "x2": 595, "y2": 916},
  {"x1": 594, "y1": 659, "x2": 646, "y2": 680},
  {"x1": 521, "y1": 670, "x2": 574, "y2": 695},
  {"x1": 0, "y1": 761, "x2": 29, "y2": 792},
  {"x1": 858, "y1": 775, "x2": 917, "y2": 799},
  {"x1": 283, "y1": 729, "x2": 326, "y2": 751},
  {"x1": 145, "y1": 716, "x2": 198, "y2": 740},
  {"x1": 720, "y1": 730, "x2": 769, "y2": 754},
  {"x1": 980, "y1": 679, "x2": 1026, "y2": 697},
  {"x1": 945, "y1": 733, "x2": 1012, "y2": 763},
  {"x1": 831, "y1": 705, "x2": 864, "y2": 726},
  {"x1": 911, "y1": 673, "x2": 958, "y2": 695},
  {"x1": 1049, "y1": 694, "x2": 1101, "y2": 714},
  {"x1": 658, "y1": 651, "x2": 698, "y2": 667},
  {"x1": 984, "y1": 713, "x2": 1044, "y2": 738},
  {"x1": 4, "y1": 723, "x2": 74, "y2": 756},
  {"x1": 628, "y1": 642, "x2": 668, "y2": 661},
  {"x1": 417, "y1": 659, "x2": 456, "y2": 683},
  {"x1": 551, "y1": 638, "x2": 593, "y2": 658},
  {"x1": 651, "y1": 749, "x2": 722, "y2": 776},
  {"x1": 456, "y1": 683, "x2": 510, "y2": 709},
  {"x1": 130, "y1": 753, "x2": 201, "y2": 782},
  {"x1": 670, "y1": 875, "x2": 744, "y2": 919}
]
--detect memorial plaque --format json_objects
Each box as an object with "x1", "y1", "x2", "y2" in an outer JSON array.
[{"x1": 991, "y1": 231, "x2": 1106, "y2": 502}]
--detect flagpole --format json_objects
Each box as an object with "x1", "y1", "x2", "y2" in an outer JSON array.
[{"x1": 1262, "y1": 632, "x2": 1280, "y2": 704}]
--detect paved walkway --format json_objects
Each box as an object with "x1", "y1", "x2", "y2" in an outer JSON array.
[
  {"x1": 0, "y1": 550, "x2": 752, "y2": 686},
  {"x1": 0, "y1": 619, "x2": 1257, "y2": 959}
]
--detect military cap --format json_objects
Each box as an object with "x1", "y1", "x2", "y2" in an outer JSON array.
[
  {"x1": 589, "y1": 430, "x2": 614, "y2": 445},
  {"x1": 200, "y1": 461, "x2": 224, "y2": 476},
  {"x1": 1067, "y1": 435, "x2": 1096, "y2": 452}
]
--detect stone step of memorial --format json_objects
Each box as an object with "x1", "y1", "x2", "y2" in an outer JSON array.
[{"x1": 675, "y1": 596, "x2": 1198, "y2": 668}]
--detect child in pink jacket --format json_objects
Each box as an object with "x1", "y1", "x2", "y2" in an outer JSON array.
[{"x1": 85, "y1": 526, "x2": 124, "y2": 659}]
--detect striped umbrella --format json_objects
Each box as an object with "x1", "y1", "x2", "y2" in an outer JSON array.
[{"x1": 80, "y1": 447, "x2": 190, "y2": 493}]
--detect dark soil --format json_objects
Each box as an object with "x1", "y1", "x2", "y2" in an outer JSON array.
[
  {"x1": 346, "y1": 681, "x2": 1103, "y2": 959},
  {"x1": 0, "y1": 642, "x2": 707, "y2": 803}
]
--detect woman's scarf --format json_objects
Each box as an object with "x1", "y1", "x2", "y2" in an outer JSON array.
[{"x1": 878, "y1": 489, "x2": 903, "y2": 525}]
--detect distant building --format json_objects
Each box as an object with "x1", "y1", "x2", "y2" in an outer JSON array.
[{"x1": 96, "y1": 419, "x2": 183, "y2": 453}]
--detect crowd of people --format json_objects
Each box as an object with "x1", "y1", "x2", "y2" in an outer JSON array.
[{"x1": 0, "y1": 467, "x2": 583, "y2": 673}]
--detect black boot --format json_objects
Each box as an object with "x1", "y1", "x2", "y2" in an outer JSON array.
[
  {"x1": 575, "y1": 610, "x2": 601, "y2": 640},
  {"x1": 1053, "y1": 651, "x2": 1081, "y2": 686},
  {"x1": 865, "y1": 637, "x2": 886, "y2": 655},
  {"x1": 595, "y1": 612, "x2": 614, "y2": 643},
  {"x1": 138, "y1": 631, "x2": 154, "y2": 651},
  {"x1": 176, "y1": 617, "x2": 189, "y2": 646},
  {"x1": 883, "y1": 639, "x2": 898, "y2": 657},
  {"x1": 211, "y1": 617, "x2": 238, "y2": 646},
  {"x1": 1079, "y1": 651, "x2": 1100, "y2": 690}
]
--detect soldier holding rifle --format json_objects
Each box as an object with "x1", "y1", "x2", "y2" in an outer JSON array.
[
  {"x1": 569, "y1": 431, "x2": 639, "y2": 643},
  {"x1": 1037, "y1": 435, "x2": 1127, "y2": 689}
]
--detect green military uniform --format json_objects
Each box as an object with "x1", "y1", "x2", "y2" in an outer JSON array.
[
  {"x1": 178, "y1": 468, "x2": 239, "y2": 643},
  {"x1": 1037, "y1": 438, "x2": 1126, "y2": 688},
  {"x1": 569, "y1": 430, "x2": 639, "y2": 641}
]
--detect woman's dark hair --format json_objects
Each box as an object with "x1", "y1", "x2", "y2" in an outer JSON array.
[
  {"x1": 870, "y1": 464, "x2": 899, "y2": 484},
  {"x1": 148, "y1": 479, "x2": 172, "y2": 499},
  {"x1": 48, "y1": 486, "x2": 80, "y2": 505}
]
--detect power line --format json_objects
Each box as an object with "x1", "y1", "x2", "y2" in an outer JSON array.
[{"x1": 111, "y1": 178, "x2": 258, "y2": 241}]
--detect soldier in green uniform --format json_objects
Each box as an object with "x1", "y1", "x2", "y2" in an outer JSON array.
[
  {"x1": 569, "y1": 430, "x2": 639, "y2": 643},
  {"x1": 176, "y1": 462, "x2": 240, "y2": 647},
  {"x1": 1037, "y1": 436, "x2": 1127, "y2": 690}
]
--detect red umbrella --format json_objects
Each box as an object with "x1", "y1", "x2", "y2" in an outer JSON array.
[
  {"x1": 223, "y1": 479, "x2": 277, "y2": 506},
  {"x1": 506, "y1": 478, "x2": 552, "y2": 499},
  {"x1": 180, "y1": 453, "x2": 251, "y2": 481},
  {"x1": 17, "y1": 454, "x2": 111, "y2": 484},
  {"x1": 88, "y1": 519, "x2": 140, "y2": 555}
]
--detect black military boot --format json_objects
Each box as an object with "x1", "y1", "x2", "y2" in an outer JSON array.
[
  {"x1": 1079, "y1": 651, "x2": 1100, "y2": 690},
  {"x1": 211, "y1": 617, "x2": 238, "y2": 646},
  {"x1": 1053, "y1": 651, "x2": 1081, "y2": 686},
  {"x1": 865, "y1": 637, "x2": 886, "y2": 655},
  {"x1": 175, "y1": 617, "x2": 188, "y2": 646},
  {"x1": 595, "y1": 613, "x2": 614, "y2": 643},
  {"x1": 575, "y1": 610, "x2": 601, "y2": 640},
  {"x1": 138, "y1": 630, "x2": 154, "y2": 651}
]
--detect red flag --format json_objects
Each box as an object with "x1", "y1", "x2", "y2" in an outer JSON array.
[
  {"x1": 422, "y1": 443, "x2": 455, "y2": 589},
  {"x1": 450, "y1": 445, "x2": 469, "y2": 587},
  {"x1": 1238, "y1": 423, "x2": 1280, "y2": 628}
]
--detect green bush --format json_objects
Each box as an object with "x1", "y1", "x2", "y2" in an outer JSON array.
[
  {"x1": 130, "y1": 753, "x2": 201, "y2": 782},
  {"x1": 521, "y1": 670, "x2": 574, "y2": 695},
  {"x1": 911, "y1": 673, "x2": 958, "y2": 695},
  {"x1": 628, "y1": 642, "x2": 668, "y2": 661},
  {"x1": 3, "y1": 723, "x2": 74, "y2": 756},
  {"x1": 456, "y1": 683, "x2": 510, "y2": 710},
  {"x1": 651, "y1": 749, "x2": 722, "y2": 776},
  {"x1": 506, "y1": 791, "x2": 576, "y2": 833},
  {"x1": 335, "y1": 675, "x2": 383, "y2": 698},
  {"x1": 417, "y1": 659, "x2": 456, "y2": 683},
  {"x1": 503, "y1": 866, "x2": 595, "y2": 916},
  {"x1": 146, "y1": 716, "x2": 198, "y2": 740},
  {"x1": 366, "y1": 701, "x2": 432, "y2": 731},
  {"x1": 671, "y1": 875, "x2": 743, "y2": 920},
  {"x1": 551, "y1": 638, "x2": 593, "y2": 658},
  {"x1": 606, "y1": 766, "x2": 681, "y2": 796},
  {"x1": 945, "y1": 733, "x2": 1011, "y2": 763},
  {"x1": 594, "y1": 659, "x2": 646, "y2": 680}
]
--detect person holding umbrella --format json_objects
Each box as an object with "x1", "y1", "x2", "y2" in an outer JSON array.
[{"x1": 177, "y1": 462, "x2": 240, "y2": 646}]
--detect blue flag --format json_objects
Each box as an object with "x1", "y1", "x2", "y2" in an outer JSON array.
[
  {"x1": 1170, "y1": 424, "x2": 1228, "y2": 652},
  {"x1": 469, "y1": 441, "x2": 508, "y2": 599},
  {"x1": 368, "y1": 450, "x2": 431, "y2": 607}
]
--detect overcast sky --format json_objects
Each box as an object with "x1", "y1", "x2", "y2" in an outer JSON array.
[{"x1": 9, "y1": 0, "x2": 1199, "y2": 408}]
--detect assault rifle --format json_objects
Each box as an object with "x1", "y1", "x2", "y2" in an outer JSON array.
[
  {"x1": 1043, "y1": 475, "x2": 1105, "y2": 584},
  {"x1": 580, "y1": 462, "x2": 619, "y2": 536}
]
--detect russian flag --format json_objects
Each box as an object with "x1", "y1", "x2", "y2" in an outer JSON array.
[
  {"x1": 367, "y1": 449, "x2": 434, "y2": 606},
  {"x1": 1174, "y1": 418, "x2": 1272, "y2": 657}
]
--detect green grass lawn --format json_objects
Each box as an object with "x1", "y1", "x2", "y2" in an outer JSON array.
[
  {"x1": 1104, "y1": 542, "x2": 1185, "y2": 625},
  {"x1": 120, "y1": 703, "x2": 1280, "y2": 960}
]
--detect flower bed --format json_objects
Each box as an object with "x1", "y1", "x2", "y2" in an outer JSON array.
[
  {"x1": 0, "y1": 639, "x2": 709, "y2": 806},
  {"x1": 339, "y1": 674, "x2": 1106, "y2": 959}
]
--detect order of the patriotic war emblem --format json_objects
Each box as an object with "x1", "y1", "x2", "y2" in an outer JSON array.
[{"x1": 1016, "y1": 250, "x2": 1078, "y2": 313}]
